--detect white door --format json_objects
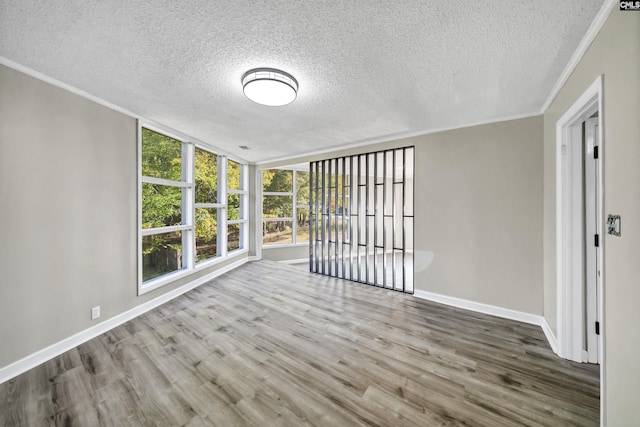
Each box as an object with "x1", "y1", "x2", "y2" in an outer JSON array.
[{"x1": 583, "y1": 117, "x2": 600, "y2": 364}]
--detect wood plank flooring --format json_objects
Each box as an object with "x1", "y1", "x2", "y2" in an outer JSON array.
[{"x1": 0, "y1": 260, "x2": 599, "y2": 426}]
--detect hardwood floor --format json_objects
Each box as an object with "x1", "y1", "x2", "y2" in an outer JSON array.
[{"x1": 0, "y1": 261, "x2": 599, "y2": 426}]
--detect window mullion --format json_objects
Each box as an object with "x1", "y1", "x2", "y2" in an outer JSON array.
[
  {"x1": 241, "y1": 164, "x2": 248, "y2": 249},
  {"x1": 194, "y1": 203, "x2": 224, "y2": 209},
  {"x1": 142, "y1": 176, "x2": 192, "y2": 188},
  {"x1": 184, "y1": 142, "x2": 195, "y2": 270},
  {"x1": 137, "y1": 122, "x2": 143, "y2": 291},
  {"x1": 142, "y1": 224, "x2": 192, "y2": 236}
]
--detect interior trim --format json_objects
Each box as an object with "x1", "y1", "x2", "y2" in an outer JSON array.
[
  {"x1": 414, "y1": 290, "x2": 557, "y2": 353},
  {"x1": 0, "y1": 56, "x2": 245, "y2": 163},
  {"x1": 541, "y1": 0, "x2": 617, "y2": 111},
  {"x1": 256, "y1": 112, "x2": 540, "y2": 166},
  {"x1": 277, "y1": 258, "x2": 310, "y2": 265}
]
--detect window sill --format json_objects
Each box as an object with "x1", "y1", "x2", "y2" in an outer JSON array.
[
  {"x1": 262, "y1": 243, "x2": 309, "y2": 249},
  {"x1": 139, "y1": 249, "x2": 249, "y2": 295},
  {"x1": 194, "y1": 248, "x2": 248, "y2": 271},
  {"x1": 139, "y1": 269, "x2": 193, "y2": 295}
]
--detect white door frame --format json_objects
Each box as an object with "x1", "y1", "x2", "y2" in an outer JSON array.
[
  {"x1": 555, "y1": 75, "x2": 604, "y2": 364},
  {"x1": 583, "y1": 116, "x2": 600, "y2": 364}
]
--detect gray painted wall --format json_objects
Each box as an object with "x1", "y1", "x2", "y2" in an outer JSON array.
[
  {"x1": 543, "y1": 9, "x2": 640, "y2": 425},
  {"x1": 415, "y1": 118, "x2": 542, "y2": 313},
  {"x1": 262, "y1": 245, "x2": 309, "y2": 262},
  {"x1": 261, "y1": 115, "x2": 544, "y2": 315},
  {"x1": 0, "y1": 65, "x2": 247, "y2": 369}
]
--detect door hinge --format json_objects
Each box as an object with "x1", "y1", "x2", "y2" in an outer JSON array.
[
  {"x1": 595, "y1": 234, "x2": 599, "y2": 247},
  {"x1": 594, "y1": 146, "x2": 599, "y2": 159},
  {"x1": 595, "y1": 321, "x2": 600, "y2": 335}
]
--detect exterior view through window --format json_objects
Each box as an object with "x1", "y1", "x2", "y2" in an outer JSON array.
[
  {"x1": 141, "y1": 128, "x2": 187, "y2": 282},
  {"x1": 262, "y1": 166, "x2": 310, "y2": 245},
  {"x1": 226, "y1": 159, "x2": 247, "y2": 252},
  {"x1": 140, "y1": 126, "x2": 247, "y2": 292},
  {"x1": 194, "y1": 147, "x2": 219, "y2": 262}
]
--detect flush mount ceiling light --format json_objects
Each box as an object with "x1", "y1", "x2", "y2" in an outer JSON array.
[{"x1": 242, "y1": 68, "x2": 298, "y2": 106}]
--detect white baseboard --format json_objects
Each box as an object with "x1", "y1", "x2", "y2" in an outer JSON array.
[
  {"x1": 413, "y1": 290, "x2": 558, "y2": 353},
  {"x1": 539, "y1": 317, "x2": 559, "y2": 355},
  {"x1": 0, "y1": 257, "x2": 249, "y2": 384},
  {"x1": 278, "y1": 258, "x2": 309, "y2": 265},
  {"x1": 248, "y1": 255, "x2": 261, "y2": 261}
]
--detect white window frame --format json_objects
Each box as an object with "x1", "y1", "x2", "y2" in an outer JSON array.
[
  {"x1": 261, "y1": 167, "x2": 310, "y2": 247},
  {"x1": 193, "y1": 144, "x2": 224, "y2": 266},
  {"x1": 138, "y1": 123, "x2": 248, "y2": 295},
  {"x1": 226, "y1": 158, "x2": 249, "y2": 254}
]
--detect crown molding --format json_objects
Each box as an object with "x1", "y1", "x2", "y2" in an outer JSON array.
[
  {"x1": 0, "y1": 57, "x2": 248, "y2": 164},
  {"x1": 540, "y1": 0, "x2": 617, "y2": 112},
  {"x1": 255, "y1": 111, "x2": 541, "y2": 166}
]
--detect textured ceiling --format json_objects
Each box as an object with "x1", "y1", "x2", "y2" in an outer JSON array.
[{"x1": 0, "y1": 0, "x2": 605, "y2": 163}]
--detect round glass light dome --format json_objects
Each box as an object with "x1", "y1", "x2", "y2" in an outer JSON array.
[{"x1": 242, "y1": 68, "x2": 298, "y2": 106}]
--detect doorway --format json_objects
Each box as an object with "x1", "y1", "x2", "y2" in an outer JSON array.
[{"x1": 556, "y1": 76, "x2": 603, "y2": 365}]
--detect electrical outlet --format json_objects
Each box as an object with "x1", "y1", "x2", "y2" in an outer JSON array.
[{"x1": 91, "y1": 305, "x2": 101, "y2": 320}]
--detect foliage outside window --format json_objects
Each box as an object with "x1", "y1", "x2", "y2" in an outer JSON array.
[
  {"x1": 227, "y1": 159, "x2": 247, "y2": 252},
  {"x1": 194, "y1": 147, "x2": 219, "y2": 263},
  {"x1": 141, "y1": 128, "x2": 188, "y2": 282},
  {"x1": 140, "y1": 126, "x2": 247, "y2": 292},
  {"x1": 262, "y1": 168, "x2": 309, "y2": 245}
]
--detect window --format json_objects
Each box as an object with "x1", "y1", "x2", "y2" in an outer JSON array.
[
  {"x1": 262, "y1": 167, "x2": 309, "y2": 245},
  {"x1": 194, "y1": 147, "x2": 220, "y2": 263},
  {"x1": 139, "y1": 125, "x2": 247, "y2": 293},
  {"x1": 296, "y1": 170, "x2": 310, "y2": 243},
  {"x1": 140, "y1": 128, "x2": 191, "y2": 282},
  {"x1": 226, "y1": 159, "x2": 248, "y2": 252}
]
